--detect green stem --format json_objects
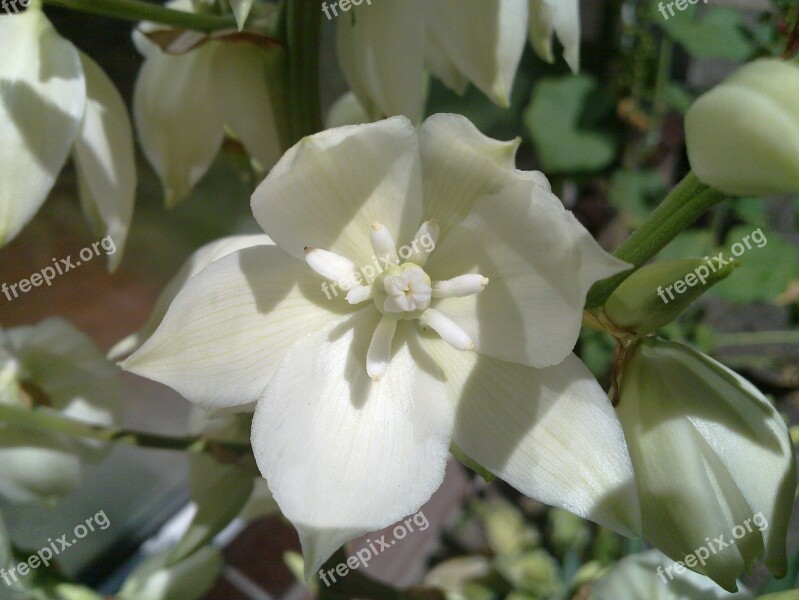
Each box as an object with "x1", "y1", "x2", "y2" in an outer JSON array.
[
  {"x1": 586, "y1": 172, "x2": 727, "y2": 308},
  {"x1": 0, "y1": 403, "x2": 250, "y2": 456},
  {"x1": 285, "y1": 0, "x2": 324, "y2": 143},
  {"x1": 44, "y1": 0, "x2": 237, "y2": 31}
]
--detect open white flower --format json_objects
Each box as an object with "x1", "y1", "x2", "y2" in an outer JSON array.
[
  {"x1": 133, "y1": 0, "x2": 281, "y2": 207},
  {"x1": 0, "y1": 2, "x2": 135, "y2": 271},
  {"x1": 0, "y1": 319, "x2": 121, "y2": 504},
  {"x1": 123, "y1": 114, "x2": 637, "y2": 577},
  {"x1": 337, "y1": 0, "x2": 580, "y2": 123}
]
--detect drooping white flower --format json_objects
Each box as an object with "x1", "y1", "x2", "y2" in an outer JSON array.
[
  {"x1": 617, "y1": 337, "x2": 797, "y2": 592},
  {"x1": 123, "y1": 114, "x2": 638, "y2": 577},
  {"x1": 590, "y1": 549, "x2": 752, "y2": 600},
  {"x1": 0, "y1": 3, "x2": 136, "y2": 271},
  {"x1": 132, "y1": 0, "x2": 281, "y2": 207},
  {"x1": 336, "y1": 0, "x2": 580, "y2": 123},
  {"x1": 0, "y1": 319, "x2": 121, "y2": 504}
]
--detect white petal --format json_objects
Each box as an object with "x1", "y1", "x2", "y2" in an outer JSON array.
[
  {"x1": 252, "y1": 318, "x2": 453, "y2": 578},
  {"x1": 419, "y1": 114, "x2": 521, "y2": 237},
  {"x1": 122, "y1": 245, "x2": 355, "y2": 408},
  {"x1": 0, "y1": 9, "x2": 85, "y2": 246},
  {"x1": 108, "y1": 234, "x2": 273, "y2": 360},
  {"x1": 228, "y1": 0, "x2": 254, "y2": 29},
  {"x1": 425, "y1": 0, "x2": 527, "y2": 107},
  {"x1": 133, "y1": 43, "x2": 224, "y2": 207},
  {"x1": 251, "y1": 117, "x2": 423, "y2": 266},
  {"x1": 529, "y1": 0, "x2": 581, "y2": 72},
  {"x1": 421, "y1": 335, "x2": 640, "y2": 537},
  {"x1": 210, "y1": 41, "x2": 282, "y2": 172},
  {"x1": 73, "y1": 52, "x2": 136, "y2": 273},
  {"x1": 424, "y1": 33, "x2": 469, "y2": 96},
  {"x1": 0, "y1": 428, "x2": 82, "y2": 504},
  {"x1": 326, "y1": 91, "x2": 371, "y2": 129},
  {"x1": 425, "y1": 177, "x2": 629, "y2": 368},
  {"x1": 336, "y1": 0, "x2": 426, "y2": 122}
]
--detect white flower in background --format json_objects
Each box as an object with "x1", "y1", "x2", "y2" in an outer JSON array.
[
  {"x1": 118, "y1": 545, "x2": 223, "y2": 600},
  {"x1": 0, "y1": 319, "x2": 121, "y2": 504},
  {"x1": 617, "y1": 337, "x2": 797, "y2": 592},
  {"x1": 123, "y1": 114, "x2": 637, "y2": 577},
  {"x1": 590, "y1": 550, "x2": 752, "y2": 600},
  {"x1": 133, "y1": 0, "x2": 281, "y2": 207},
  {"x1": 337, "y1": 0, "x2": 580, "y2": 123},
  {"x1": 0, "y1": 1, "x2": 136, "y2": 271}
]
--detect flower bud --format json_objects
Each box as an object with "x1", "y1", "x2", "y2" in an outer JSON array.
[
  {"x1": 686, "y1": 59, "x2": 799, "y2": 196},
  {"x1": 616, "y1": 338, "x2": 797, "y2": 592},
  {"x1": 604, "y1": 259, "x2": 733, "y2": 335}
]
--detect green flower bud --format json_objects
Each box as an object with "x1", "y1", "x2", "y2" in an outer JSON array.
[
  {"x1": 481, "y1": 498, "x2": 538, "y2": 557},
  {"x1": 617, "y1": 338, "x2": 797, "y2": 592},
  {"x1": 686, "y1": 59, "x2": 799, "y2": 196},
  {"x1": 548, "y1": 508, "x2": 590, "y2": 555},
  {"x1": 118, "y1": 546, "x2": 223, "y2": 600},
  {"x1": 604, "y1": 259, "x2": 733, "y2": 335},
  {"x1": 495, "y1": 549, "x2": 559, "y2": 597},
  {"x1": 423, "y1": 556, "x2": 493, "y2": 600},
  {"x1": 590, "y1": 549, "x2": 752, "y2": 600}
]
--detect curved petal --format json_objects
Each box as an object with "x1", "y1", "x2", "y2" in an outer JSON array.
[
  {"x1": 252, "y1": 318, "x2": 453, "y2": 578},
  {"x1": 123, "y1": 245, "x2": 355, "y2": 408},
  {"x1": 73, "y1": 51, "x2": 136, "y2": 272},
  {"x1": 336, "y1": 0, "x2": 426, "y2": 122},
  {"x1": 251, "y1": 117, "x2": 423, "y2": 266},
  {"x1": 133, "y1": 43, "x2": 224, "y2": 207},
  {"x1": 425, "y1": 0, "x2": 527, "y2": 107},
  {"x1": 0, "y1": 9, "x2": 85, "y2": 245},
  {"x1": 420, "y1": 334, "x2": 640, "y2": 537},
  {"x1": 424, "y1": 33, "x2": 469, "y2": 97},
  {"x1": 326, "y1": 91, "x2": 371, "y2": 129},
  {"x1": 425, "y1": 176, "x2": 630, "y2": 368},
  {"x1": 419, "y1": 114, "x2": 521, "y2": 238},
  {"x1": 529, "y1": 0, "x2": 581, "y2": 73},
  {"x1": 210, "y1": 42, "x2": 281, "y2": 172},
  {"x1": 109, "y1": 234, "x2": 273, "y2": 360}
]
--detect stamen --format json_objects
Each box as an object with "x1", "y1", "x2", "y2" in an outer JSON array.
[
  {"x1": 407, "y1": 219, "x2": 440, "y2": 266},
  {"x1": 420, "y1": 309, "x2": 474, "y2": 351},
  {"x1": 346, "y1": 285, "x2": 374, "y2": 305},
  {"x1": 305, "y1": 247, "x2": 359, "y2": 291},
  {"x1": 432, "y1": 274, "x2": 489, "y2": 298},
  {"x1": 370, "y1": 223, "x2": 398, "y2": 266},
  {"x1": 367, "y1": 317, "x2": 397, "y2": 381}
]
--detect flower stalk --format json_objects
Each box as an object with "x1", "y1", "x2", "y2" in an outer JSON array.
[
  {"x1": 285, "y1": 0, "x2": 324, "y2": 142},
  {"x1": 585, "y1": 172, "x2": 727, "y2": 308}
]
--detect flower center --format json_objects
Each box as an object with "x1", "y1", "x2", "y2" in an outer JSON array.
[
  {"x1": 304, "y1": 220, "x2": 489, "y2": 380},
  {"x1": 374, "y1": 263, "x2": 432, "y2": 318}
]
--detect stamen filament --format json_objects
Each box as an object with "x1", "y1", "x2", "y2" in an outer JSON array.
[
  {"x1": 370, "y1": 223, "x2": 398, "y2": 266},
  {"x1": 367, "y1": 317, "x2": 397, "y2": 381},
  {"x1": 432, "y1": 274, "x2": 489, "y2": 298},
  {"x1": 407, "y1": 219, "x2": 440, "y2": 266},
  {"x1": 305, "y1": 247, "x2": 359, "y2": 290},
  {"x1": 420, "y1": 309, "x2": 474, "y2": 351}
]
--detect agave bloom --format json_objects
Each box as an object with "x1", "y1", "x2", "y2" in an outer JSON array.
[
  {"x1": 0, "y1": 2, "x2": 135, "y2": 270},
  {"x1": 0, "y1": 319, "x2": 121, "y2": 504},
  {"x1": 337, "y1": 0, "x2": 580, "y2": 123},
  {"x1": 133, "y1": 0, "x2": 281, "y2": 207},
  {"x1": 123, "y1": 114, "x2": 638, "y2": 576}
]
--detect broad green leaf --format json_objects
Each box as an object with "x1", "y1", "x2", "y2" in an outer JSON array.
[
  {"x1": 658, "y1": 7, "x2": 755, "y2": 61},
  {"x1": 608, "y1": 169, "x2": 664, "y2": 227}
]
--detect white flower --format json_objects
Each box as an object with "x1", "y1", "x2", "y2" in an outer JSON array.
[
  {"x1": 617, "y1": 337, "x2": 797, "y2": 592},
  {"x1": 590, "y1": 549, "x2": 752, "y2": 600},
  {"x1": 123, "y1": 114, "x2": 638, "y2": 577},
  {"x1": 133, "y1": 0, "x2": 281, "y2": 207},
  {"x1": 0, "y1": 319, "x2": 121, "y2": 504},
  {"x1": 336, "y1": 0, "x2": 580, "y2": 123},
  {"x1": 0, "y1": 3, "x2": 135, "y2": 271}
]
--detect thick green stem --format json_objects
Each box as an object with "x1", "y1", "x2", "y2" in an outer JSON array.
[
  {"x1": 44, "y1": 0, "x2": 237, "y2": 31},
  {"x1": 285, "y1": 0, "x2": 324, "y2": 143},
  {"x1": 0, "y1": 403, "x2": 250, "y2": 456},
  {"x1": 586, "y1": 172, "x2": 727, "y2": 308}
]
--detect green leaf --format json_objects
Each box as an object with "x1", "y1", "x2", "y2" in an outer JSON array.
[
  {"x1": 664, "y1": 83, "x2": 694, "y2": 114},
  {"x1": 658, "y1": 7, "x2": 755, "y2": 61},
  {"x1": 524, "y1": 75, "x2": 619, "y2": 173}
]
